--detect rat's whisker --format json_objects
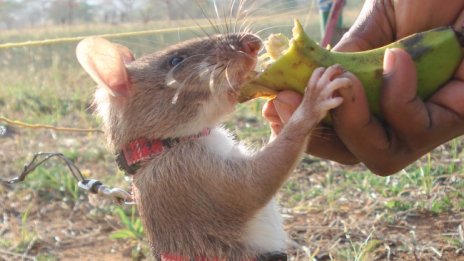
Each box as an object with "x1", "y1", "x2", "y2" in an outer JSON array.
[
  {"x1": 171, "y1": 63, "x2": 209, "y2": 104},
  {"x1": 212, "y1": 0, "x2": 221, "y2": 33},
  {"x1": 235, "y1": 49, "x2": 256, "y2": 61},
  {"x1": 224, "y1": 61, "x2": 237, "y2": 93},
  {"x1": 240, "y1": 24, "x2": 254, "y2": 38},
  {"x1": 209, "y1": 64, "x2": 219, "y2": 93},
  {"x1": 194, "y1": 0, "x2": 221, "y2": 35},
  {"x1": 169, "y1": 0, "x2": 217, "y2": 41},
  {"x1": 173, "y1": 60, "x2": 224, "y2": 102},
  {"x1": 253, "y1": 25, "x2": 292, "y2": 36},
  {"x1": 214, "y1": 64, "x2": 228, "y2": 88},
  {"x1": 224, "y1": 0, "x2": 234, "y2": 36},
  {"x1": 189, "y1": 19, "x2": 215, "y2": 41},
  {"x1": 216, "y1": 36, "x2": 229, "y2": 54},
  {"x1": 166, "y1": 54, "x2": 210, "y2": 88},
  {"x1": 210, "y1": 66, "x2": 226, "y2": 93},
  {"x1": 236, "y1": 0, "x2": 252, "y2": 34},
  {"x1": 238, "y1": 11, "x2": 256, "y2": 34},
  {"x1": 233, "y1": 0, "x2": 245, "y2": 33},
  {"x1": 219, "y1": 2, "x2": 228, "y2": 36},
  {"x1": 228, "y1": 0, "x2": 237, "y2": 34}
]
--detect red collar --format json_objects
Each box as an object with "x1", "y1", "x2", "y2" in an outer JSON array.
[{"x1": 116, "y1": 128, "x2": 211, "y2": 175}]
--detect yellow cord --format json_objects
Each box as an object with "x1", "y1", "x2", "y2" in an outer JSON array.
[
  {"x1": 0, "y1": 116, "x2": 103, "y2": 133},
  {"x1": 0, "y1": 11, "x2": 301, "y2": 50},
  {"x1": 0, "y1": 22, "x2": 237, "y2": 49},
  {"x1": 0, "y1": 25, "x2": 206, "y2": 49}
]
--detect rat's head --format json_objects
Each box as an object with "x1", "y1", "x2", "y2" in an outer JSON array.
[{"x1": 76, "y1": 33, "x2": 261, "y2": 149}]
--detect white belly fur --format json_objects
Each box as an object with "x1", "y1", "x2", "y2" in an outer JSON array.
[
  {"x1": 201, "y1": 127, "x2": 287, "y2": 252},
  {"x1": 243, "y1": 199, "x2": 287, "y2": 252}
]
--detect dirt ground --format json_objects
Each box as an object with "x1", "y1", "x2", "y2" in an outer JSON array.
[{"x1": 1, "y1": 127, "x2": 464, "y2": 261}]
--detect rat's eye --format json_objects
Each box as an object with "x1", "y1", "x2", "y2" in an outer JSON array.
[{"x1": 169, "y1": 56, "x2": 184, "y2": 67}]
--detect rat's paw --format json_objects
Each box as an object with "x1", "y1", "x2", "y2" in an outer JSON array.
[
  {"x1": 315, "y1": 77, "x2": 350, "y2": 112},
  {"x1": 300, "y1": 65, "x2": 351, "y2": 122}
]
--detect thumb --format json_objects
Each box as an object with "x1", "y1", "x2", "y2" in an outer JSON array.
[{"x1": 381, "y1": 48, "x2": 430, "y2": 142}]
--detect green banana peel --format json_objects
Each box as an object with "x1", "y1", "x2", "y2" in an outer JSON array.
[{"x1": 239, "y1": 20, "x2": 464, "y2": 119}]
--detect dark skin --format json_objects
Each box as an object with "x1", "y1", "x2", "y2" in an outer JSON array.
[{"x1": 263, "y1": 0, "x2": 464, "y2": 176}]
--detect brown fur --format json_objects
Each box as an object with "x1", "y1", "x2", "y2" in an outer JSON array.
[{"x1": 77, "y1": 32, "x2": 348, "y2": 260}]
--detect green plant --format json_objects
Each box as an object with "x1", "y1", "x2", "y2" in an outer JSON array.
[
  {"x1": 338, "y1": 232, "x2": 381, "y2": 261},
  {"x1": 384, "y1": 199, "x2": 413, "y2": 212},
  {"x1": 36, "y1": 253, "x2": 58, "y2": 261},
  {"x1": 430, "y1": 196, "x2": 452, "y2": 214},
  {"x1": 16, "y1": 204, "x2": 37, "y2": 253},
  {"x1": 29, "y1": 165, "x2": 81, "y2": 203},
  {"x1": 110, "y1": 206, "x2": 144, "y2": 241},
  {"x1": 421, "y1": 154, "x2": 433, "y2": 195}
]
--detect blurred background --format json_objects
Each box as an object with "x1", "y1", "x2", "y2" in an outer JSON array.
[{"x1": 0, "y1": 0, "x2": 365, "y2": 29}]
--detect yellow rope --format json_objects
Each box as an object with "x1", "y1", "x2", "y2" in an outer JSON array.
[
  {"x1": 0, "y1": 11, "x2": 302, "y2": 50},
  {"x1": 0, "y1": 116, "x2": 103, "y2": 134},
  {"x1": 0, "y1": 24, "x2": 207, "y2": 49}
]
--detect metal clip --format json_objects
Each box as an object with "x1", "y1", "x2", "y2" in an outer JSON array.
[
  {"x1": 78, "y1": 179, "x2": 134, "y2": 205},
  {"x1": 97, "y1": 185, "x2": 135, "y2": 205},
  {"x1": 4, "y1": 153, "x2": 136, "y2": 206},
  {"x1": 78, "y1": 179, "x2": 102, "y2": 193}
]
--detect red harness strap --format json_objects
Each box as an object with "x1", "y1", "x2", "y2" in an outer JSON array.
[{"x1": 116, "y1": 128, "x2": 211, "y2": 175}]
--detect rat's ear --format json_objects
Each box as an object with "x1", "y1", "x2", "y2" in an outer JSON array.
[{"x1": 76, "y1": 37, "x2": 135, "y2": 97}]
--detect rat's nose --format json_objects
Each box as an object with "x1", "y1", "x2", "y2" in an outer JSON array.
[{"x1": 240, "y1": 34, "x2": 262, "y2": 56}]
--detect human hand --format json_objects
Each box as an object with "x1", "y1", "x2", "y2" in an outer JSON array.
[
  {"x1": 330, "y1": 0, "x2": 464, "y2": 175},
  {"x1": 335, "y1": 0, "x2": 464, "y2": 51},
  {"x1": 263, "y1": 0, "x2": 464, "y2": 175}
]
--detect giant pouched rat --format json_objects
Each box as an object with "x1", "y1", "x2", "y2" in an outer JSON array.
[{"x1": 76, "y1": 30, "x2": 351, "y2": 260}]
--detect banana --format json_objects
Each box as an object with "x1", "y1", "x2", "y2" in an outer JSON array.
[{"x1": 239, "y1": 20, "x2": 463, "y2": 118}]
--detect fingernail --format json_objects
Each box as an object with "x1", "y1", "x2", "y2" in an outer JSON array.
[
  {"x1": 273, "y1": 99, "x2": 293, "y2": 124},
  {"x1": 383, "y1": 48, "x2": 397, "y2": 75}
]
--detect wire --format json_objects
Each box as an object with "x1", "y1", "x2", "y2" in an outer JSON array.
[{"x1": 1, "y1": 152, "x2": 85, "y2": 185}]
